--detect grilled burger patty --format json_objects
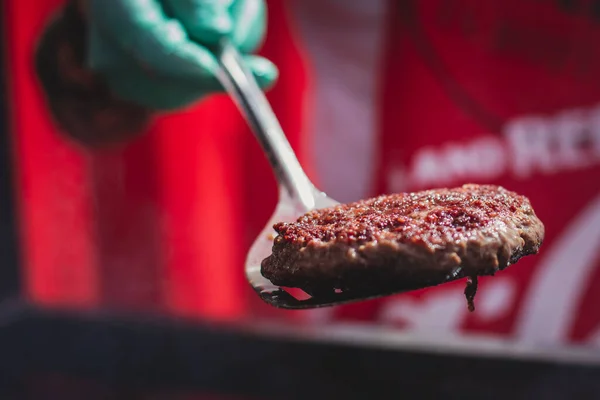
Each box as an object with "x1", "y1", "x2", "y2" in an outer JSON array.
[{"x1": 261, "y1": 184, "x2": 544, "y2": 309}]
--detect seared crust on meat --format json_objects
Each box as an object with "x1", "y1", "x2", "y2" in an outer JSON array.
[{"x1": 261, "y1": 184, "x2": 544, "y2": 295}]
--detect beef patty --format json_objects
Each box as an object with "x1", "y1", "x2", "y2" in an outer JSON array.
[{"x1": 260, "y1": 184, "x2": 544, "y2": 310}]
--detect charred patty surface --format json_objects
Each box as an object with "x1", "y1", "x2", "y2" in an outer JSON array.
[{"x1": 261, "y1": 184, "x2": 544, "y2": 301}]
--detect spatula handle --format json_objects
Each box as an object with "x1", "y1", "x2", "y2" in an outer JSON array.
[{"x1": 215, "y1": 40, "x2": 316, "y2": 209}]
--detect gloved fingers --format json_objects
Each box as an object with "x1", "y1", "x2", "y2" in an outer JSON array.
[
  {"x1": 160, "y1": 0, "x2": 267, "y2": 53},
  {"x1": 88, "y1": 0, "x2": 220, "y2": 79},
  {"x1": 88, "y1": 26, "x2": 213, "y2": 109},
  {"x1": 93, "y1": 32, "x2": 278, "y2": 110},
  {"x1": 160, "y1": 0, "x2": 235, "y2": 46},
  {"x1": 230, "y1": 0, "x2": 267, "y2": 53},
  {"x1": 243, "y1": 55, "x2": 279, "y2": 90}
]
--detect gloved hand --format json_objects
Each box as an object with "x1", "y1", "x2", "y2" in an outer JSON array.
[{"x1": 86, "y1": 0, "x2": 278, "y2": 110}]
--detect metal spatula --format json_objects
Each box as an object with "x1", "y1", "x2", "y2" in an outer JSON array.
[{"x1": 216, "y1": 41, "x2": 405, "y2": 309}]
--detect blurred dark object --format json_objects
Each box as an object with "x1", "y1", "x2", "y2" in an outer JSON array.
[
  {"x1": 0, "y1": 304, "x2": 598, "y2": 400},
  {"x1": 33, "y1": 0, "x2": 152, "y2": 147}
]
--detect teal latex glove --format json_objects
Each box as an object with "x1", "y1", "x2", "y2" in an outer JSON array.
[{"x1": 87, "y1": 0, "x2": 278, "y2": 110}]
